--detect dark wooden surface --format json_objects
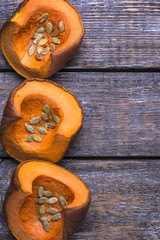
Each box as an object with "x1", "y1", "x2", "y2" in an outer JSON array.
[
  {"x1": 2, "y1": 72, "x2": 160, "y2": 157},
  {"x1": 2, "y1": 0, "x2": 160, "y2": 69},
  {"x1": 0, "y1": 159, "x2": 160, "y2": 240},
  {"x1": 0, "y1": 0, "x2": 160, "y2": 239}
]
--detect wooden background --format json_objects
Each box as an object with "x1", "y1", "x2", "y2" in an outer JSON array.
[{"x1": 0, "y1": 0, "x2": 160, "y2": 239}]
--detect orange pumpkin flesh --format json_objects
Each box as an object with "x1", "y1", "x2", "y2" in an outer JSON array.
[
  {"x1": 0, "y1": 79, "x2": 83, "y2": 163},
  {"x1": 0, "y1": 0, "x2": 84, "y2": 78},
  {"x1": 4, "y1": 160, "x2": 91, "y2": 240}
]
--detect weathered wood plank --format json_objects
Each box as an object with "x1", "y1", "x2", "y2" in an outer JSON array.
[
  {"x1": 1, "y1": 72, "x2": 160, "y2": 157},
  {"x1": 1, "y1": 0, "x2": 160, "y2": 69},
  {"x1": 0, "y1": 159, "x2": 160, "y2": 239}
]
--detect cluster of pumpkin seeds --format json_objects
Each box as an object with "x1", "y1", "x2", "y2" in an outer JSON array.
[
  {"x1": 25, "y1": 104, "x2": 60, "y2": 143},
  {"x1": 28, "y1": 13, "x2": 64, "y2": 61},
  {"x1": 37, "y1": 186, "x2": 68, "y2": 232}
]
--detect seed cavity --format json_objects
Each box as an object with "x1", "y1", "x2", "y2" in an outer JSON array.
[
  {"x1": 37, "y1": 186, "x2": 63, "y2": 232},
  {"x1": 25, "y1": 135, "x2": 33, "y2": 142},
  {"x1": 37, "y1": 127, "x2": 48, "y2": 135},
  {"x1": 59, "y1": 196, "x2": 68, "y2": 207},
  {"x1": 41, "y1": 112, "x2": 49, "y2": 122},
  {"x1": 46, "y1": 197, "x2": 58, "y2": 204},
  {"x1": 38, "y1": 197, "x2": 48, "y2": 204},
  {"x1": 40, "y1": 205, "x2": 46, "y2": 215},
  {"x1": 35, "y1": 55, "x2": 43, "y2": 61},
  {"x1": 46, "y1": 22, "x2": 52, "y2": 34},
  {"x1": 38, "y1": 186, "x2": 44, "y2": 198},
  {"x1": 43, "y1": 190, "x2": 53, "y2": 197},
  {"x1": 52, "y1": 37, "x2": 60, "y2": 45},
  {"x1": 30, "y1": 116, "x2": 40, "y2": 125},
  {"x1": 51, "y1": 213, "x2": 62, "y2": 222},
  {"x1": 25, "y1": 123, "x2": 35, "y2": 134},
  {"x1": 32, "y1": 134, "x2": 42, "y2": 142},
  {"x1": 52, "y1": 115, "x2": 60, "y2": 123},
  {"x1": 59, "y1": 20, "x2": 64, "y2": 32},
  {"x1": 48, "y1": 123, "x2": 55, "y2": 129},
  {"x1": 43, "y1": 220, "x2": 50, "y2": 232},
  {"x1": 47, "y1": 208, "x2": 58, "y2": 215},
  {"x1": 36, "y1": 27, "x2": 45, "y2": 33},
  {"x1": 44, "y1": 104, "x2": 51, "y2": 116},
  {"x1": 28, "y1": 44, "x2": 35, "y2": 56},
  {"x1": 40, "y1": 13, "x2": 49, "y2": 23}
]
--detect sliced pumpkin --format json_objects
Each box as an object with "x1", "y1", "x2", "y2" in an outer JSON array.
[
  {"x1": 0, "y1": 0, "x2": 84, "y2": 78},
  {"x1": 4, "y1": 160, "x2": 91, "y2": 240},
  {"x1": 0, "y1": 79, "x2": 83, "y2": 163}
]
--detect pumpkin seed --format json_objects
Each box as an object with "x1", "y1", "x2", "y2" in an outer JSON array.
[
  {"x1": 46, "y1": 22, "x2": 52, "y2": 33},
  {"x1": 51, "y1": 30, "x2": 60, "y2": 37},
  {"x1": 50, "y1": 44, "x2": 55, "y2": 52},
  {"x1": 52, "y1": 115, "x2": 60, "y2": 123},
  {"x1": 38, "y1": 186, "x2": 44, "y2": 198},
  {"x1": 33, "y1": 33, "x2": 43, "y2": 39},
  {"x1": 32, "y1": 134, "x2": 42, "y2": 143},
  {"x1": 25, "y1": 135, "x2": 33, "y2": 142},
  {"x1": 40, "y1": 13, "x2": 49, "y2": 24},
  {"x1": 44, "y1": 191, "x2": 53, "y2": 197},
  {"x1": 41, "y1": 112, "x2": 49, "y2": 122},
  {"x1": 37, "y1": 197, "x2": 48, "y2": 204},
  {"x1": 36, "y1": 27, "x2": 45, "y2": 33},
  {"x1": 52, "y1": 37, "x2": 60, "y2": 45},
  {"x1": 48, "y1": 123, "x2": 55, "y2": 129},
  {"x1": 51, "y1": 213, "x2": 62, "y2": 222},
  {"x1": 40, "y1": 47, "x2": 50, "y2": 55},
  {"x1": 59, "y1": 196, "x2": 68, "y2": 207},
  {"x1": 43, "y1": 220, "x2": 50, "y2": 232},
  {"x1": 44, "y1": 104, "x2": 51, "y2": 116},
  {"x1": 59, "y1": 20, "x2": 64, "y2": 32},
  {"x1": 46, "y1": 197, "x2": 58, "y2": 204},
  {"x1": 37, "y1": 127, "x2": 48, "y2": 135},
  {"x1": 39, "y1": 216, "x2": 50, "y2": 222},
  {"x1": 37, "y1": 46, "x2": 43, "y2": 54},
  {"x1": 47, "y1": 208, "x2": 58, "y2": 215},
  {"x1": 40, "y1": 205, "x2": 46, "y2": 215},
  {"x1": 30, "y1": 116, "x2": 40, "y2": 125},
  {"x1": 43, "y1": 123, "x2": 48, "y2": 129},
  {"x1": 28, "y1": 44, "x2": 35, "y2": 56},
  {"x1": 33, "y1": 38, "x2": 42, "y2": 45},
  {"x1": 25, "y1": 123, "x2": 35, "y2": 133},
  {"x1": 35, "y1": 55, "x2": 43, "y2": 61},
  {"x1": 38, "y1": 38, "x2": 48, "y2": 46}
]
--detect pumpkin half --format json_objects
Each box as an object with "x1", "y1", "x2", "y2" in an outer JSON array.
[
  {"x1": 4, "y1": 160, "x2": 91, "y2": 240},
  {"x1": 0, "y1": 79, "x2": 83, "y2": 163},
  {"x1": 0, "y1": 0, "x2": 84, "y2": 78}
]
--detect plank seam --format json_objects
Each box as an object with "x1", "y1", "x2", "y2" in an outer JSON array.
[
  {"x1": 1, "y1": 68, "x2": 160, "y2": 73},
  {"x1": 1, "y1": 156, "x2": 160, "y2": 161}
]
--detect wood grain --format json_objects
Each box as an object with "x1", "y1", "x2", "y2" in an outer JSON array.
[
  {"x1": 0, "y1": 159, "x2": 159, "y2": 239},
  {"x1": 1, "y1": 72, "x2": 160, "y2": 157},
  {"x1": 1, "y1": 0, "x2": 160, "y2": 69}
]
